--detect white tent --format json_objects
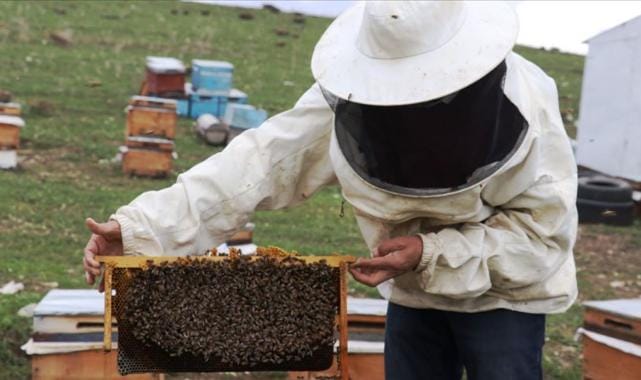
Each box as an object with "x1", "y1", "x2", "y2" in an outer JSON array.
[{"x1": 576, "y1": 15, "x2": 641, "y2": 182}]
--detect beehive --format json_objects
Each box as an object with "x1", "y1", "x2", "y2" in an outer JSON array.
[
  {"x1": 191, "y1": 60, "x2": 233, "y2": 93},
  {"x1": 121, "y1": 137, "x2": 174, "y2": 178},
  {"x1": 145, "y1": 56, "x2": 186, "y2": 96},
  {"x1": 126, "y1": 96, "x2": 177, "y2": 139},
  {"x1": 0, "y1": 115, "x2": 25, "y2": 149},
  {"x1": 224, "y1": 104, "x2": 268, "y2": 143},
  {"x1": 186, "y1": 83, "x2": 229, "y2": 119},
  {"x1": 582, "y1": 299, "x2": 641, "y2": 379},
  {"x1": 228, "y1": 88, "x2": 248, "y2": 105},
  {"x1": 0, "y1": 102, "x2": 21, "y2": 116},
  {"x1": 98, "y1": 251, "x2": 354, "y2": 378}
]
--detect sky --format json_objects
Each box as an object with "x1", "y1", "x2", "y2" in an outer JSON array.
[{"x1": 192, "y1": 0, "x2": 641, "y2": 55}]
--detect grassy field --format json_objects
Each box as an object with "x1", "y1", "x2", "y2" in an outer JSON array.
[{"x1": 0, "y1": 1, "x2": 638, "y2": 379}]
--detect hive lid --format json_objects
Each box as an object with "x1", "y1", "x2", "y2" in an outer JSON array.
[
  {"x1": 33, "y1": 289, "x2": 104, "y2": 317},
  {"x1": 229, "y1": 88, "x2": 247, "y2": 98},
  {"x1": 192, "y1": 59, "x2": 234, "y2": 69},
  {"x1": 126, "y1": 136, "x2": 175, "y2": 151},
  {"x1": 146, "y1": 56, "x2": 186, "y2": 74},
  {"x1": 129, "y1": 95, "x2": 178, "y2": 108},
  {"x1": 22, "y1": 339, "x2": 117, "y2": 355},
  {"x1": 347, "y1": 297, "x2": 388, "y2": 317},
  {"x1": 577, "y1": 328, "x2": 641, "y2": 358},
  {"x1": 584, "y1": 299, "x2": 641, "y2": 321},
  {"x1": 0, "y1": 102, "x2": 21, "y2": 109},
  {"x1": 185, "y1": 82, "x2": 230, "y2": 97},
  {"x1": 0, "y1": 115, "x2": 25, "y2": 127}
]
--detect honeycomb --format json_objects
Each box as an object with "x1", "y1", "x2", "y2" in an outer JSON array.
[{"x1": 111, "y1": 254, "x2": 341, "y2": 375}]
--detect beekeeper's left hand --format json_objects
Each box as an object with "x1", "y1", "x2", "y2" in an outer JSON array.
[{"x1": 349, "y1": 235, "x2": 423, "y2": 287}]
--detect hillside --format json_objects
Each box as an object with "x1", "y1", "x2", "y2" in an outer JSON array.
[{"x1": 0, "y1": 1, "x2": 594, "y2": 378}]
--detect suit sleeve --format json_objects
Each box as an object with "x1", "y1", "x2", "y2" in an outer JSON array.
[{"x1": 111, "y1": 84, "x2": 336, "y2": 256}]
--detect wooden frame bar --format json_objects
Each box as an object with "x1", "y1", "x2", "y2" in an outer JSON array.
[
  {"x1": 103, "y1": 264, "x2": 113, "y2": 352},
  {"x1": 338, "y1": 261, "x2": 349, "y2": 380},
  {"x1": 96, "y1": 255, "x2": 354, "y2": 268}
]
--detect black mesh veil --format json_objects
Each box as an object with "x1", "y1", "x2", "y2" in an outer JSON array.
[{"x1": 322, "y1": 61, "x2": 527, "y2": 192}]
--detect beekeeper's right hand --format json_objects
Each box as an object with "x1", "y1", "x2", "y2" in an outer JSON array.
[{"x1": 83, "y1": 218, "x2": 123, "y2": 291}]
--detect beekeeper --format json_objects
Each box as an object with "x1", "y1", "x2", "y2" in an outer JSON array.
[{"x1": 84, "y1": 2, "x2": 577, "y2": 379}]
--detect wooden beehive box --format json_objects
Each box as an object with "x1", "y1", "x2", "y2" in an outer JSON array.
[
  {"x1": 0, "y1": 102, "x2": 21, "y2": 116},
  {"x1": 0, "y1": 115, "x2": 25, "y2": 149},
  {"x1": 126, "y1": 96, "x2": 177, "y2": 139},
  {"x1": 122, "y1": 136, "x2": 174, "y2": 178},
  {"x1": 145, "y1": 56, "x2": 186, "y2": 96},
  {"x1": 582, "y1": 299, "x2": 641, "y2": 379},
  {"x1": 25, "y1": 289, "x2": 161, "y2": 380}
]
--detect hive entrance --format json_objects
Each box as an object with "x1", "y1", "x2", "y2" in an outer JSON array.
[{"x1": 99, "y1": 252, "x2": 353, "y2": 378}]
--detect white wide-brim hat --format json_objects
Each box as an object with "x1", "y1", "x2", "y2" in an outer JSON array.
[{"x1": 311, "y1": 1, "x2": 518, "y2": 106}]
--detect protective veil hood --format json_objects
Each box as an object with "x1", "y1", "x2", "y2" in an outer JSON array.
[{"x1": 325, "y1": 61, "x2": 527, "y2": 196}]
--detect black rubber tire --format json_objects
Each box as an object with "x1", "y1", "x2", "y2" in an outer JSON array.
[
  {"x1": 577, "y1": 176, "x2": 632, "y2": 203},
  {"x1": 577, "y1": 198, "x2": 635, "y2": 226}
]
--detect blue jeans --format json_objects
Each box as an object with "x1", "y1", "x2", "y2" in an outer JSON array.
[{"x1": 384, "y1": 303, "x2": 545, "y2": 380}]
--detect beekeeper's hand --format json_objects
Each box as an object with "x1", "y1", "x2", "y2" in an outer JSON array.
[
  {"x1": 83, "y1": 218, "x2": 122, "y2": 292},
  {"x1": 349, "y1": 236, "x2": 423, "y2": 287}
]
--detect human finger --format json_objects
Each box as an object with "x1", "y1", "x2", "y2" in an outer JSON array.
[
  {"x1": 350, "y1": 255, "x2": 404, "y2": 271},
  {"x1": 83, "y1": 238, "x2": 101, "y2": 268},
  {"x1": 375, "y1": 238, "x2": 406, "y2": 256},
  {"x1": 85, "y1": 218, "x2": 120, "y2": 240},
  {"x1": 349, "y1": 266, "x2": 397, "y2": 286},
  {"x1": 85, "y1": 270, "x2": 95, "y2": 286},
  {"x1": 83, "y1": 255, "x2": 101, "y2": 276}
]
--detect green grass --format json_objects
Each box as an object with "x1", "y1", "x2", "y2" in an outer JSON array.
[{"x1": 0, "y1": 1, "x2": 615, "y2": 378}]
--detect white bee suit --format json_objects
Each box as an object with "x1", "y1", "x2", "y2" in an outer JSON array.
[{"x1": 111, "y1": 52, "x2": 577, "y2": 314}]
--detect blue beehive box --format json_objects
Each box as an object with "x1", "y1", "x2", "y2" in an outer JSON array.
[
  {"x1": 185, "y1": 83, "x2": 228, "y2": 118},
  {"x1": 229, "y1": 88, "x2": 248, "y2": 104},
  {"x1": 176, "y1": 98, "x2": 190, "y2": 117},
  {"x1": 192, "y1": 60, "x2": 234, "y2": 93},
  {"x1": 190, "y1": 92, "x2": 228, "y2": 119},
  {"x1": 224, "y1": 103, "x2": 268, "y2": 130}
]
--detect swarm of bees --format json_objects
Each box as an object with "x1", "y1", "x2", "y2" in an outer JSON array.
[{"x1": 122, "y1": 253, "x2": 339, "y2": 368}]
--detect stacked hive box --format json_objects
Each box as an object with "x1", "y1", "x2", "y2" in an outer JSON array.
[
  {"x1": 188, "y1": 59, "x2": 233, "y2": 119},
  {"x1": 143, "y1": 56, "x2": 188, "y2": 116},
  {"x1": 144, "y1": 57, "x2": 186, "y2": 97},
  {"x1": 0, "y1": 102, "x2": 25, "y2": 169},
  {"x1": 224, "y1": 103, "x2": 268, "y2": 142},
  {"x1": 23, "y1": 289, "x2": 159, "y2": 380},
  {"x1": 581, "y1": 299, "x2": 641, "y2": 379},
  {"x1": 122, "y1": 96, "x2": 177, "y2": 178},
  {"x1": 136, "y1": 56, "x2": 268, "y2": 149}
]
